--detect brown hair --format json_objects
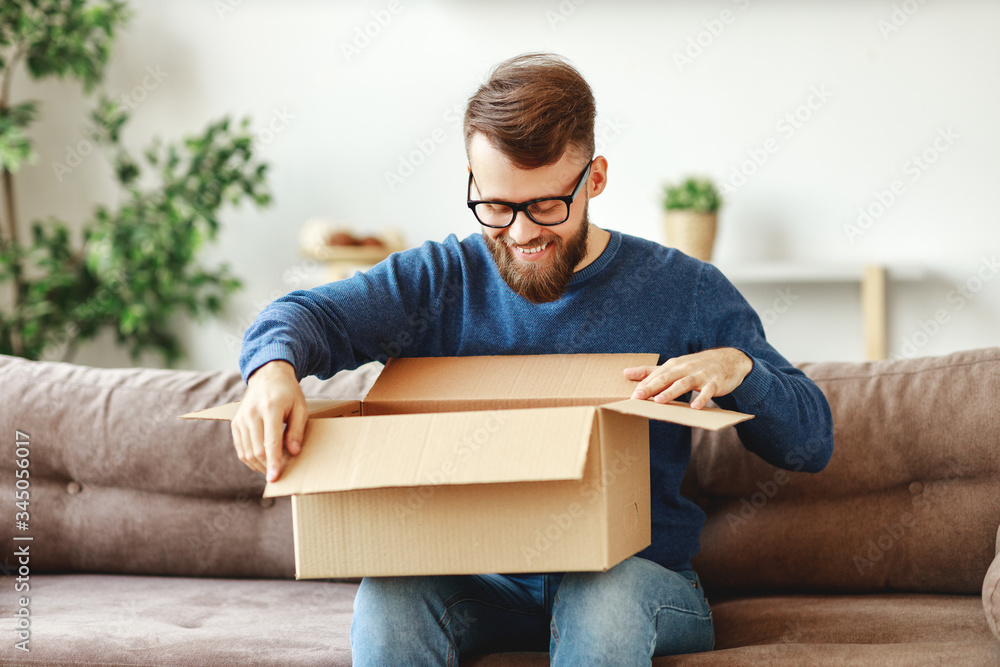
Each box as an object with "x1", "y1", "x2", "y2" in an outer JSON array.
[{"x1": 464, "y1": 53, "x2": 596, "y2": 169}]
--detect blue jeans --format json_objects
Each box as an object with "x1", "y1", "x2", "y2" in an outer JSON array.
[{"x1": 350, "y1": 556, "x2": 714, "y2": 666}]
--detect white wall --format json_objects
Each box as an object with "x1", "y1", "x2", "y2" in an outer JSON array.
[{"x1": 13, "y1": 0, "x2": 1000, "y2": 371}]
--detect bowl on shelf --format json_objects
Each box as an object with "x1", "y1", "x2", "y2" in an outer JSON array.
[{"x1": 299, "y1": 219, "x2": 406, "y2": 280}]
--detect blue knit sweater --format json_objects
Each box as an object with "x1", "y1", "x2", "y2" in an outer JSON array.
[{"x1": 240, "y1": 230, "x2": 834, "y2": 571}]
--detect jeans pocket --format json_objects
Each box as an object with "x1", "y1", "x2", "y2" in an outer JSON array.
[{"x1": 653, "y1": 602, "x2": 715, "y2": 655}]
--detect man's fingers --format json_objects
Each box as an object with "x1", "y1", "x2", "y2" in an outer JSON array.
[
  {"x1": 623, "y1": 366, "x2": 653, "y2": 383},
  {"x1": 233, "y1": 419, "x2": 265, "y2": 474},
  {"x1": 230, "y1": 361, "x2": 306, "y2": 481},
  {"x1": 633, "y1": 366, "x2": 682, "y2": 399},
  {"x1": 652, "y1": 374, "x2": 697, "y2": 404},
  {"x1": 691, "y1": 384, "x2": 715, "y2": 410},
  {"x1": 286, "y1": 400, "x2": 308, "y2": 456},
  {"x1": 260, "y1": 412, "x2": 284, "y2": 482},
  {"x1": 249, "y1": 418, "x2": 268, "y2": 474},
  {"x1": 630, "y1": 367, "x2": 669, "y2": 398},
  {"x1": 230, "y1": 421, "x2": 249, "y2": 470},
  {"x1": 629, "y1": 349, "x2": 749, "y2": 406}
]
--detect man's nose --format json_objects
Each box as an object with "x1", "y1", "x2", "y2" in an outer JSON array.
[{"x1": 507, "y1": 210, "x2": 542, "y2": 246}]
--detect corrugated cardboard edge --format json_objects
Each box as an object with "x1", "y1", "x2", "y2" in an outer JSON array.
[
  {"x1": 601, "y1": 399, "x2": 752, "y2": 431},
  {"x1": 178, "y1": 398, "x2": 361, "y2": 421},
  {"x1": 365, "y1": 353, "x2": 661, "y2": 409},
  {"x1": 291, "y1": 496, "x2": 305, "y2": 579}
]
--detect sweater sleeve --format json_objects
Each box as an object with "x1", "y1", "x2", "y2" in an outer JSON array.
[
  {"x1": 693, "y1": 262, "x2": 834, "y2": 473},
  {"x1": 238, "y1": 237, "x2": 467, "y2": 383}
]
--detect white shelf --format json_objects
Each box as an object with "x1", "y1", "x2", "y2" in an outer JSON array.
[
  {"x1": 713, "y1": 262, "x2": 928, "y2": 361},
  {"x1": 717, "y1": 262, "x2": 927, "y2": 284}
]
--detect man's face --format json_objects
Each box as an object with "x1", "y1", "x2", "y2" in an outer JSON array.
[{"x1": 468, "y1": 133, "x2": 595, "y2": 303}]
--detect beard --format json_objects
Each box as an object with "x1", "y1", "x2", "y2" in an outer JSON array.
[{"x1": 484, "y1": 210, "x2": 590, "y2": 304}]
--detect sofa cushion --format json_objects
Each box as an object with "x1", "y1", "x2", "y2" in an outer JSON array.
[
  {"x1": 0, "y1": 354, "x2": 380, "y2": 577},
  {"x1": 462, "y1": 594, "x2": 1000, "y2": 666},
  {"x1": 6, "y1": 576, "x2": 995, "y2": 667},
  {"x1": 465, "y1": 643, "x2": 1000, "y2": 667},
  {"x1": 709, "y1": 593, "x2": 994, "y2": 648},
  {"x1": 0, "y1": 574, "x2": 356, "y2": 666},
  {"x1": 686, "y1": 347, "x2": 1000, "y2": 595}
]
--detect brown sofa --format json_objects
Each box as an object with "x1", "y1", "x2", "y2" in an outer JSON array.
[{"x1": 1, "y1": 348, "x2": 998, "y2": 665}]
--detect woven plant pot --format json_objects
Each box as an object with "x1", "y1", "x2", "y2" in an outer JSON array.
[{"x1": 663, "y1": 211, "x2": 717, "y2": 261}]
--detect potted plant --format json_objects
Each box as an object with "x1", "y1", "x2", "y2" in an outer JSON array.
[
  {"x1": 0, "y1": 1, "x2": 270, "y2": 365},
  {"x1": 661, "y1": 177, "x2": 721, "y2": 261}
]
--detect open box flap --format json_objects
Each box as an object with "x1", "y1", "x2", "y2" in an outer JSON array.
[
  {"x1": 600, "y1": 399, "x2": 753, "y2": 431},
  {"x1": 179, "y1": 398, "x2": 360, "y2": 421},
  {"x1": 263, "y1": 406, "x2": 598, "y2": 498},
  {"x1": 362, "y1": 353, "x2": 660, "y2": 414}
]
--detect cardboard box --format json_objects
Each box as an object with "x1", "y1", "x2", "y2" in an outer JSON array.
[{"x1": 182, "y1": 353, "x2": 751, "y2": 578}]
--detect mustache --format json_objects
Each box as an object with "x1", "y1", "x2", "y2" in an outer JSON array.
[{"x1": 498, "y1": 234, "x2": 560, "y2": 250}]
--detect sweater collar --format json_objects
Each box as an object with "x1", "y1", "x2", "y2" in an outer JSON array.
[{"x1": 568, "y1": 229, "x2": 621, "y2": 286}]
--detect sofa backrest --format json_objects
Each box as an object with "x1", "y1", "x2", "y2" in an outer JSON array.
[
  {"x1": 686, "y1": 347, "x2": 1000, "y2": 595},
  {"x1": 0, "y1": 355, "x2": 379, "y2": 579},
  {"x1": 4, "y1": 348, "x2": 998, "y2": 590}
]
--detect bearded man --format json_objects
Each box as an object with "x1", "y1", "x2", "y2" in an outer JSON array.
[{"x1": 232, "y1": 53, "x2": 833, "y2": 666}]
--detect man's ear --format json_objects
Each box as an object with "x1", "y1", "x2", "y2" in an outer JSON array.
[{"x1": 588, "y1": 156, "x2": 609, "y2": 198}]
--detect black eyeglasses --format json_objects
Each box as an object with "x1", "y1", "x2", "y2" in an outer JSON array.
[{"x1": 466, "y1": 161, "x2": 593, "y2": 228}]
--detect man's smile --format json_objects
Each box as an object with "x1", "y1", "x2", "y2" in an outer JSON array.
[{"x1": 511, "y1": 241, "x2": 553, "y2": 260}]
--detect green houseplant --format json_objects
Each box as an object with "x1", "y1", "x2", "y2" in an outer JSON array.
[
  {"x1": 0, "y1": 0, "x2": 270, "y2": 365},
  {"x1": 661, "y1": 177, "x2": 721, "y2": 261}
]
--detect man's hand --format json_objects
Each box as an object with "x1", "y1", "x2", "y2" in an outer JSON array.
[
  {"x1": 231, "y1": 360, "x2": 308, "y2": 482},
  {"x1": 624, "y1": 348, "x2": 753, "y2": 409}
]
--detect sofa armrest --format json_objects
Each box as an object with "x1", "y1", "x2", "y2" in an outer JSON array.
[{"x1": 985, "y1": 523, "x2": 1000, "y2": 641}]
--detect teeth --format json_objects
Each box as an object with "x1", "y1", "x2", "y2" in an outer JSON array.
[{"x1": 518, "y1": 242, "x2": 549, "y2": 255}]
